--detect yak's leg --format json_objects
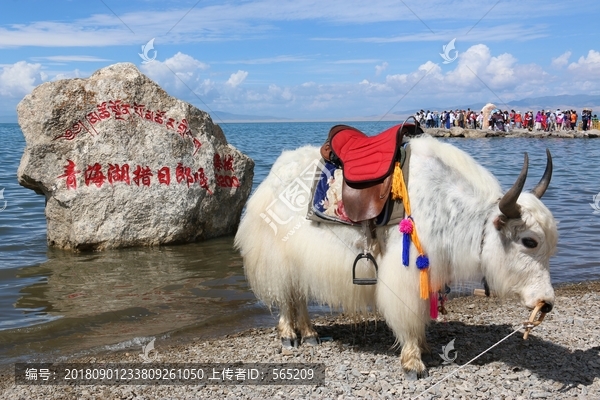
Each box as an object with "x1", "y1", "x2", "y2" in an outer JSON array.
[
  {"x1": 376, "y1": 253, "x2": 429, "y2": 379},
  {"x1": 401, "y1": 338, "x2": 429, "y2": 380},
  {"x1": 295, "y1": 299, "x2": 320, "y2": 346},
  {"x1": 278, "y1": 300, "x2": 299, "y2": 348},
  {"x1": 419, "y1": 336, "x2": 432, "y2": 354}
]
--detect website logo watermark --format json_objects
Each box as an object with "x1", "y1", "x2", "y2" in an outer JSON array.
[
  {"x1": 439, "y1": 338, "x2": 457, "y2": 364},
  {"x1": 139, "y1": 38, "x2": 157, "y2": 64},
  {"x1": 0, "y1": 188, "x2": 6, "y2": 213},
  {"x1": 139, "y1": 338, "x2": 158, "y2": 363},
  {"x1": 590, "y1": 193, "x2": 600, "y2": 214},
  {"x1": 440, "y1": 38, "x2": 458, "y2": 64},
  {"x1": 260, "y1": 159, "x2": 329, "y2": 239}
]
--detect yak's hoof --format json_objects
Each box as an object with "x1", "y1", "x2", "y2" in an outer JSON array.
[
  {"x1": 281, "y1": 338, "x2": 299, "y2": 349},
  {"x1": 404, "y1": 368, "x2": 429, "y2": 380},
  {"x1": 302, "y1": 336, "x2": 320, "y2": 346}
]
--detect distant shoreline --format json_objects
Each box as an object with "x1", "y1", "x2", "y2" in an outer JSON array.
[{"x1": 424, "y1": 126, "x2": 600, "y2": 139}]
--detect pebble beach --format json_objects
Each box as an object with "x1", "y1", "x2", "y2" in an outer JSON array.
[{"x1": 1, "y1": 281, "x2": 598, "y2": 399}]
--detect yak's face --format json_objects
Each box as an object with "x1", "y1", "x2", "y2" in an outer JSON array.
[
  {"x1": 482, "y1": 150, "x2": 557, "y2": 313},
  {"x1": 484, "y1": 193, "x2": 558, "y2": 312}
]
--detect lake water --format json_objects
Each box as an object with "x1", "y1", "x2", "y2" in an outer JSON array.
[{"x1": 1, "y1": 121, "x2": 599, "y2": 365}]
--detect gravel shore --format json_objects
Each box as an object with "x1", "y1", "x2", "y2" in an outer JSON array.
[{"x1": 1, "y1": 281, "x2": 599, "y2": 399}]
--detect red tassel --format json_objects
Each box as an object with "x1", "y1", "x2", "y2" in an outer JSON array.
[{"x1": 430, "y1": 293, "x2": 438, "y2": 319}]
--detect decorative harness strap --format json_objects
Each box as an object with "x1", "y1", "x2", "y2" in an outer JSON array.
[{"x1": 391, "y1": 161, "x2": 431, "y2": 301}]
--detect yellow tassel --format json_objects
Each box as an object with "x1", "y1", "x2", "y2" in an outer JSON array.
[
  {"x1": 420, "y1": 268, "x2": 429, "y2": 299},
  {"x1": 391, "y1": 161, "x2": 403, "y2": 200}
]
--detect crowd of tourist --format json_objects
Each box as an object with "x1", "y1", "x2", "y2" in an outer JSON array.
[{"x1": 415, "y1": 108, "x2": 598, "y2": 132}]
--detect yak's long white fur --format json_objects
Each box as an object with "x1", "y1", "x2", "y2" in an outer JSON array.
[{"x1": 235, "y1": 135, "x2": 557, "y2": 373}]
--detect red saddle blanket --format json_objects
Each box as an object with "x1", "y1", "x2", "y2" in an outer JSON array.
[{"x1": 329, "y1": 124, "x2": 409, "y2": 184}]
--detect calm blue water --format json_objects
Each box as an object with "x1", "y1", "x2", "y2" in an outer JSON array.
[{"x1": 0, "y1": 122, "x2": 599, "y2": 364}]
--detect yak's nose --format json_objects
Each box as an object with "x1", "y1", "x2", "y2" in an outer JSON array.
[{"x1": 540, "y1": 302, "x2": 553, "y2": 313}]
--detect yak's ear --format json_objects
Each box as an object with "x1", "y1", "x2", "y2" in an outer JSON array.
[{"x1": 493, "y1": 214, "x2": 507, "y2": 230}]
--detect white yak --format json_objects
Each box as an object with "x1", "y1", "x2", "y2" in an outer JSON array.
[{"x1": 235, "y1": 134, "x2": 557, "y2": 379}]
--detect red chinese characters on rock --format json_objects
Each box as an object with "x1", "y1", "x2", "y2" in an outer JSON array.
[
  {"x1": 195, "y1": 168, "x2": 213, "y2": 195},
  {"x1": 133, "y1": 165, "x2": 153, "y2": 187},
  {"x1": 213, "y1": 154, "x2": 223, "y2": 171},
  {"x1": 56, "y1": 161, "x2": 214, "y2": 193},
  {"x1": 175, "y1": 163, "x2": 195, "y2": 187},
  {"x1": 84, "y1": 163, "x2": 106, "y2": 188},
  {"x1": 222, "y1": 155, "x2": 234, "y2": 172},
  {"x1": 157, "y1": 166, "x2": 171, "y2": 185},
  {"x1": 107, "y1": 164, "x2": 131, "y2": 185},
  {"x1": 57, "y1": 160, "x2": 81, "y2": 190},
  {"x1": 213, "y1": 154, "x2": 240, "y2": 188},
  {"x1": 215, "y1": 174, "x2": 240, "y2": 188}
]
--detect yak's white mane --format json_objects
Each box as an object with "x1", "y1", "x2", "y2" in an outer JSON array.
[
  {"x1": 408, "y1": 135, "x2": 502, "y2": 203},
  {"x1": 406, "y1": 135, "x2": 504, "y2": 287}
]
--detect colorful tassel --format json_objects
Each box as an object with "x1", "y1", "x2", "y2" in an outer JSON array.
[
  {"x1": 394, "y1": 156, "x2": 430, "y2": 301},
  {"x1": 402, "y1": 232, "x2": 410, "y2": 266},
  {"x1": 416, "y1": 255, "x2": 429, "y2": 269},
  {"x1": 429, "y1": 292, "x2": 438, "y2": 319},
  {"x1": 399, "y1": 218, "x2": 413, "y2": 234},
  {"x1": 391, "y1": 161, "x2": 402, "y2": 200},
  {"x1": 399, "y1": 218, "x2": 413, "y2": 267},
  {"x1": 420, "y1": 269, "x2": 429, "y2": 299}
]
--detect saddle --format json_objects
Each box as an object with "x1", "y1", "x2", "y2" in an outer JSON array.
[{"x1": 320, "y1": 120, "x2": 422, "y2": 222}]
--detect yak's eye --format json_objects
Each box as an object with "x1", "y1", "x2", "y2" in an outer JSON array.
[{"x1": 521, "y1": 238, "x2": 538, "y2": 249}]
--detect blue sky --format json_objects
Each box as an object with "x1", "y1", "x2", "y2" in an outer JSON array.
[{"x1": 1, "y1": 0, "x2": 599, "y2": 121}]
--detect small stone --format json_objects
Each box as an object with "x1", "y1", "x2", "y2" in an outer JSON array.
[
  {"x1": 530, "y1": 391, "x2": 552, "y2": 398},
  {"x1": 281, "y1": 348, "x2": 294, "y2": 356}
]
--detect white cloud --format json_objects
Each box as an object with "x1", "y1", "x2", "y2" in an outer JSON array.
[
  {"x1": 441, "y1": 44, "x2": 546, "y2": 95},
  {"x1": 0, "y1": 2, "x2": 568, "y2": 48},
  {"x1": 314, "y1": 23, "x2": 550, "y2": 44},
  {"x1": 331, "y1": 59, "x2": 380, "y2": 64},
  {"x1": 31, "y1": 55, "x2": 112, "y2": 63},
  {"x1": 551, "y1": 51, "x2": 571, "y2": 68},
  {"x1": 0, "y1": 61, "x2": 47, "y2": 97},
  {"x1": 375, "y1": 62, "x2": 388, "y2": 76},
  {"x1": 139, "y1": 52, "x2": 219, "y2": 103},
  {"x1": 226, "y1": 70, "x2": 249, "y2": 88},
  {"x1": 140, "y1": 52, "x2": 208, "y2": 86},
  {"x1": 52, "y1": 69, "x2": 85, "y2": 81},
  {"x1": 225, "y1": 55, "x2": 311, "y2": 65},
  {"x1": 164, "y1": 52, "x2": 209, "y2": 74},
  {"x1": 568, "y1": 50, "x2": 600, "y2": 76}
]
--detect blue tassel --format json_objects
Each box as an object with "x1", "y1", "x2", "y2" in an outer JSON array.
[
  {"x1": 416, "y1": 255, "x2": 429, "y2": 270},
  {"x1": 402, "y1": 232, "x2": 410, "y2": 266}
]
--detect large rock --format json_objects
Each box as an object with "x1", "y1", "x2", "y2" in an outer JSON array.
[{"x1": 17, "y1": 63, "x2": 254, "y2": 251}]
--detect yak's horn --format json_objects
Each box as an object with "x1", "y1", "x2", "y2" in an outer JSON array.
[
  {"x1": 499, "y1": 153, "x2": 528, "y2": 219},
  {"x1": 531, "y1": 149, "x2": 552, "y2": 199}
]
